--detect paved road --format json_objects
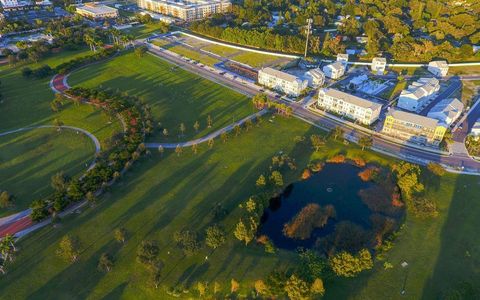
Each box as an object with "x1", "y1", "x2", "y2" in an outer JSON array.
[
  {"x1": 419, "y1": 79, "x2": 462, "y2": 115},
  {"x1": 144, "y1": 41, "x2": 480, "y2": 174}
]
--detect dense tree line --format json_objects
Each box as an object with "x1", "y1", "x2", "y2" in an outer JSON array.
[{"x1": 30, "y1": 87, "x2": 151, "y2": 221}]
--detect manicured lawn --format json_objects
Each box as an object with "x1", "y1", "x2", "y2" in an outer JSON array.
[
  {"x1": 164, "y1": 44, "x2": 220, "y2": 66},
  {"x1": 380, "y1": 80, "x2": 408, "y2": 100},
  {"x1": 67, "y1": 51, "x2": 253, "y2": 143},
  {"x1": 2, "y1": 114, "x2": 479, "y2": 299},
  {"x1": 123, "y1": 23, "x2": 170, "y2": 39},
  {"x1": 202, "y1": 44, "x2": 242, "y2": 57},
  {"x1": 0, "y1": 128, "x2": 96, "y2": 215},
  {"x1": 230, "y1": 51, "x2": 288, "y2": 68}
]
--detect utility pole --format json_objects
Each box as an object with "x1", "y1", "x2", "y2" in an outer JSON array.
[{"x1": 304, "y1": 18, "x2": 313, "y2": 59}]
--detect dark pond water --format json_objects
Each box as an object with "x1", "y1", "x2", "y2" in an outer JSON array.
[{"x1": 259, "y1": 163, "x2": 376, "y2": 250}]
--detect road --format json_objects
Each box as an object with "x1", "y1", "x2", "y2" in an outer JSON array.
[{"x1": 144, "y1": 41, "x2": 480, "y2": 174}]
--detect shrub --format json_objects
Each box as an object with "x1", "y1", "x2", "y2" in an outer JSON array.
[
  {"x1": 427, "y1": 162, "x2": 446, "y2": 176},
  {"x1": 327, "y1": 154, "x2": 346, "y2": 163},
  {"x1": 352, "y1": 157, "x2": 366, "y2": 167},
  {"x1": 329, "y1": 249, "x2": 373, "y2": 277},
  {"x1": 358, "y1": 167, "x2": 379, "y2": 181},
  {"x1": 301, "y1": 168, "x2": 312, "y2": 180}
]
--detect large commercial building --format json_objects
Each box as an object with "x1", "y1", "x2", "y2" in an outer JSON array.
[
  {"x1": 382, "y1": 109, "x2": 447, "y2": 146},
  {"x1": 76, "y1": 3, "x2": 119, "y2": 19},
  {"x1": 137, "y1": 0, "x2": 231, "y2": 22},
  {"x1": 322, "y1": 61, "x2": 346, "y2": 79},
  {"x1": 397, "y1": 77, "x2": 440, "y2": 112},
  {"x1": 427, "y1": 98, "x2": 463, "y2": 127},
  {"x1": 317, "y1": 88, "x2": 382, "y2": 125},
  {"x1": 258, "y1": 67, "x2": 308, "y2": 97},
  {"x1": 428, "y1": 60, "x2": 449, "y2": 77}
]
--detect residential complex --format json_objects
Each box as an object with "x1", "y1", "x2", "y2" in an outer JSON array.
[
  {"x1": 371, "y1": 57, "x2": 386, "y2": 75},
  {"x1": 258, "y1": 67, "x2": 308, "y2": 97},
  {"x1": 382, "y1": 109, "x2": 446, "y2": 146},
  {"x1": 337, "y1": 53, "x2": 349, "y2": 64},
  {"x1": 76, "y1": 3, "x2": 119, "y2": 19},
  {"x1": 428, "y1": 60, "x2": 449, "y2": 77},
  {"x1": 317, "y1": 88, "x2": 382, "y2": 125},
  {"x1": 323, "y1": 61, "x2": 346, "y2": 79},
  {"x1": 427, "y1": 98, "x2": 463, "y2": 126},
  {"x1": 137, "y1": 0, "x2": 231, "y2": 21},
  {"x1": 304, "y1": 68, "x2": 325, "y2": 88},
  {"x1": 397, "y1": 77, "x2": 440, "y2": 112}
]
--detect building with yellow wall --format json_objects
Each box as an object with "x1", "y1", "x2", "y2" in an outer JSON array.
[{"x1": 382, "y1": 109, "x2": 447, "y2": 146}]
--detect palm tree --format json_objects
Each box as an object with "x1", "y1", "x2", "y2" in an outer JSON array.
[
  {"x1": 333, "y1": 126, "x2": 345, "y2": 140},
  {"x1": 442, "y1": 130, "x2": 453, "y2": 146},
  {"x1": 358, "y1": 135, "x2": 373, "y2": 151},
  {"x1": 179, "y1": 123, "x2": 186, "y2": 136},
  {"x1": 192, "y1": 143, "x2": 198, "y2": 154},
  {"x1": 193, "y1": 121, "x2": 200, "y2": 132},
  {"x1": 208, "y1": 138, "x2": 214, "y2": 149},
  {"x1": 158, "y1": 145, "x2": 164, "y2": 157},
  {"x1": 175, "y1": 145, "x2": 182, "y2": 156},
  {"x1": 207, "y1": 115, "x2": 213, "y2": 128}
]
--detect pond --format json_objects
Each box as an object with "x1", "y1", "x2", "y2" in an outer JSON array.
[{"x1": 259, "y1": 163, "x2": 403, "y2": 251}]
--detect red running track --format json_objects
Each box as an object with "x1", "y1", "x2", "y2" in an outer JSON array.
[{"x1": 0, "y1": 216, "x2": 32, "y2": 238}]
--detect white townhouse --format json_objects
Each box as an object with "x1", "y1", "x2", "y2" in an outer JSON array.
[
  {"x1": 322, "y1": 61, "x2": 346, "y2": 80},
  {"x1": 371, "y1": 57, "x2": 387, "y2": 75},
  {"x1": 258, "y1": 67, "x2": 308, "y2": 97},
  {"x1": 337, "y1": 53, "x2": 349, "y2": 64},
  {"x1": 317, "y1": 88, "x2": 382, "y2": 125},
  {"x1": 304, "y1": 68, "x2": 325, "y2": 88},
  {"x1": 428, "y1": 60, "x2": 449, "y2": 77},
  {"x1": 397, "y1": 77, "x2": 440, "y2": 112},
  {"x1": 427, "y1": 98, "x2": 464, "y2": 127}
]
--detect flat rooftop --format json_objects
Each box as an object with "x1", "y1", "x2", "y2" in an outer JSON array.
[
  {"x1": 388, "y1": 108, "x2": 440, "y2": 129},
  {"x1": 320, "y1": 88, "x2": 382, "y2": 111},
  {"x1": 141, "y1": 0, "x2": 230, "y2": 9},
  {"x1": 77, "y1": 3, "x2": 118, "y2": 14}
]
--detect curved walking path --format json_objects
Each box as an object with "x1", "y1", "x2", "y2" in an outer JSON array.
[
  {"x1": 146, "y1": 109, "x2": 268, "y2": 149},
  {"x1": 0, "y1": 125, "x2": 101, "y2": 238}
]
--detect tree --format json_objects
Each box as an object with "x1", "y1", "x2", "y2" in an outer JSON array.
[
  {"x1": 163, "y1": 128, "x2": 169, "y2": 136},
  {"x1": 134, "y1": 46, "x2": 147, "y2": 58},
  {"x1": 0, "y1": 191, "x2": 14, "y2": 208},
  {"x1": 197, "y1": 282, "x2": 207, "y2": 297},
  {"x1": 330, "y1": 249, "x2": 373, "y2": 277},
  {"x1": 442, "y1": 130, "x2": 453, "y2": 147},
  {"x1": 192, "y1": 143, "x2": 198, "y2": 154},
  {"x1": 193, "y1": 121, "x2": 200, "y2": 132},
  {"x1": 284, "y1": 274, "x2": 310, "y2": 300},
  {"x1": 231, "y1": 278, "x2": 240, "y2": 293},
  {"x1": 256, "y1": 174, "x2": 266, "y2": 187},
  {"x1": 311, "y1": 278, "x2": 325, "y2": 296},
  {"x1": 333, "y1": 126, "x2": 345, "y2": 140},
  {"x1": 173, "y1": 230, "x2": 201, "y2": 256},
  {"x1": 179, "y1": 123, "x2": 186, "y2": 136},
  {"x1": 114, "y1": 228, "x2": 127, "y2": 243},
  {"x1": 137, "y1": 240, "x2": 159, "y2": 266},
  {"x1": 254, "y1": 279, "x2": 268, "y2": 296},
  {"x1": 358, "y1": 135, "x2": 373, "y2": 151},
  {"x1": 234, "y1": 219, "x2": 255, "y2": 245},
  {"x1": 86, "y1": 191, "x2": 97, "y2": 205},
  {"x1": 205, "y1": 225, "x2": 226, "y2": 249},
  {"x1": 427, "y1": 162, "x2": 446, "y2": 176},
  {"x1": 207, "y1": 138, "x2": 214, "y2": 149},
  {"x1": 269, "y1": 171, "x2": 284, "y2": 186},
  {"x1": 220, "y1": 132, "x2": 228, "y2": 143},
  {"x1": 51, "y1": 172, "x2": 68, "y2": 193},
  {"x1": 234, "y1": 124, "x2": 241, "y2": 136},
  {"x1": 0, "y1": 235, "x2": 16, "y2": 264},
  {"x1": 98, "y1": 253, "x2": 114, "y2": 272},
  {"x1": 175, "y1": 145, "x2": 183, "y2": 157},
  {"x1": 310, "y1": 135, "x2": 325, "y2": 152},
  {"x1": 207, "y1": 115, "x2": 213, "y2": 128},
  {"x1": 158, "y1": 145, "x2": 164, "y2": 157},
  {"x1": 53, "y1": 118, "x2": 64, "y2": 129},
  {"x1": 57, "y1": 235, "x2": 80, "y2": 263},
  {"x1": 213, "y1": 281, "x2": 221, "y2": 294}
]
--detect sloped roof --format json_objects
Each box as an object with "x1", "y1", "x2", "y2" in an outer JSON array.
[
  {"x1": 320, "y1": 88, "x2": 382, "y2": 110},
  {"x1": 388, "y1": 108, "x2": 441, "y2": 129}
]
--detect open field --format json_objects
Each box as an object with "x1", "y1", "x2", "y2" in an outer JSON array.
[
  {"x1": 123, "y1": 23, "x2": 169, "y2": 39},
  {"x1": 0, "y1": 128, "x2": 95, "y2": 215},
  {"x1": 67, "y1": 51, "x2": 254, "y2": 143},
  {"x1": 0, "y1": 113, "x2": 479, "y2": 298}
]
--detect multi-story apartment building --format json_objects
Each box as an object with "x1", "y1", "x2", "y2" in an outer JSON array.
[
  {"x1": 137, "y1": 0, "x2": 231, "y2": 22},
  {"x1": 397, "y1": 77, "x2": 440, "y2": 112},
  {"x1": 304, "y1": 68, "x2": 325, "y2": 87},
  {"x1": 76, "y1": 3, "x2": 119, "y2": 19},
  {"x1": 427, "y1": 98, "x2": 463, "y2": 127},
  {"x1": 382, "y1": 108, "x2": 447, "y2": 146},
  {"x1": 317, "y1": 88, "x2": 382, "y2": 125},
  {"x1": 258, "y1": 67, "x2": 308, "y2": 97},
  {"x1": 371, "y1": 57, "x2": 386, "y2": 75},
  {"x1": 322, "y1": 61, "x2": 346, "y2": 79},
  {"x1": 428, "y1": 60, "x2": 449, "y2": 77}
]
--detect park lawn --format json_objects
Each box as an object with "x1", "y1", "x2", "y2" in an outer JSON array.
[
  {"x1": 67, "y1": 51, "x2": 253, "y2": 143},
  {"x1": 0, "y1": 114, "x2": 479, "y2": 299},
  {"x1": 0, "y1": 128, "x2": 95, "y2": 215},
  {"x1": 230, "y1": 51, "x2": 288, "y2": 68},
  {"x1": 165, "y1": 44, "x2": 220, "y2": 67},
  {"x1": 201, "y1": 44, "x2": 242, "y2": 58},
  {"x1": 123, "y1": 23, "x2": 170, "y2": 39}
]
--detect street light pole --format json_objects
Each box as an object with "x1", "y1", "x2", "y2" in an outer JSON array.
[{"x1": 304, "y1": 18, "x2": 313, "y2": 59}]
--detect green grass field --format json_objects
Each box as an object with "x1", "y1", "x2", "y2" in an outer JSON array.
[
  {"x1": 202, "y1": 44, "x2": 241, "y2": 57},
  {"x1": 67, "y1": 51, "x2": 253, "y2": 143},
  {"x1": 0, "y1": 128, "x2": 95, "y2": 215},
  {"x1": 1, "y1": 114, "x2": 479, "y2": 299}
]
